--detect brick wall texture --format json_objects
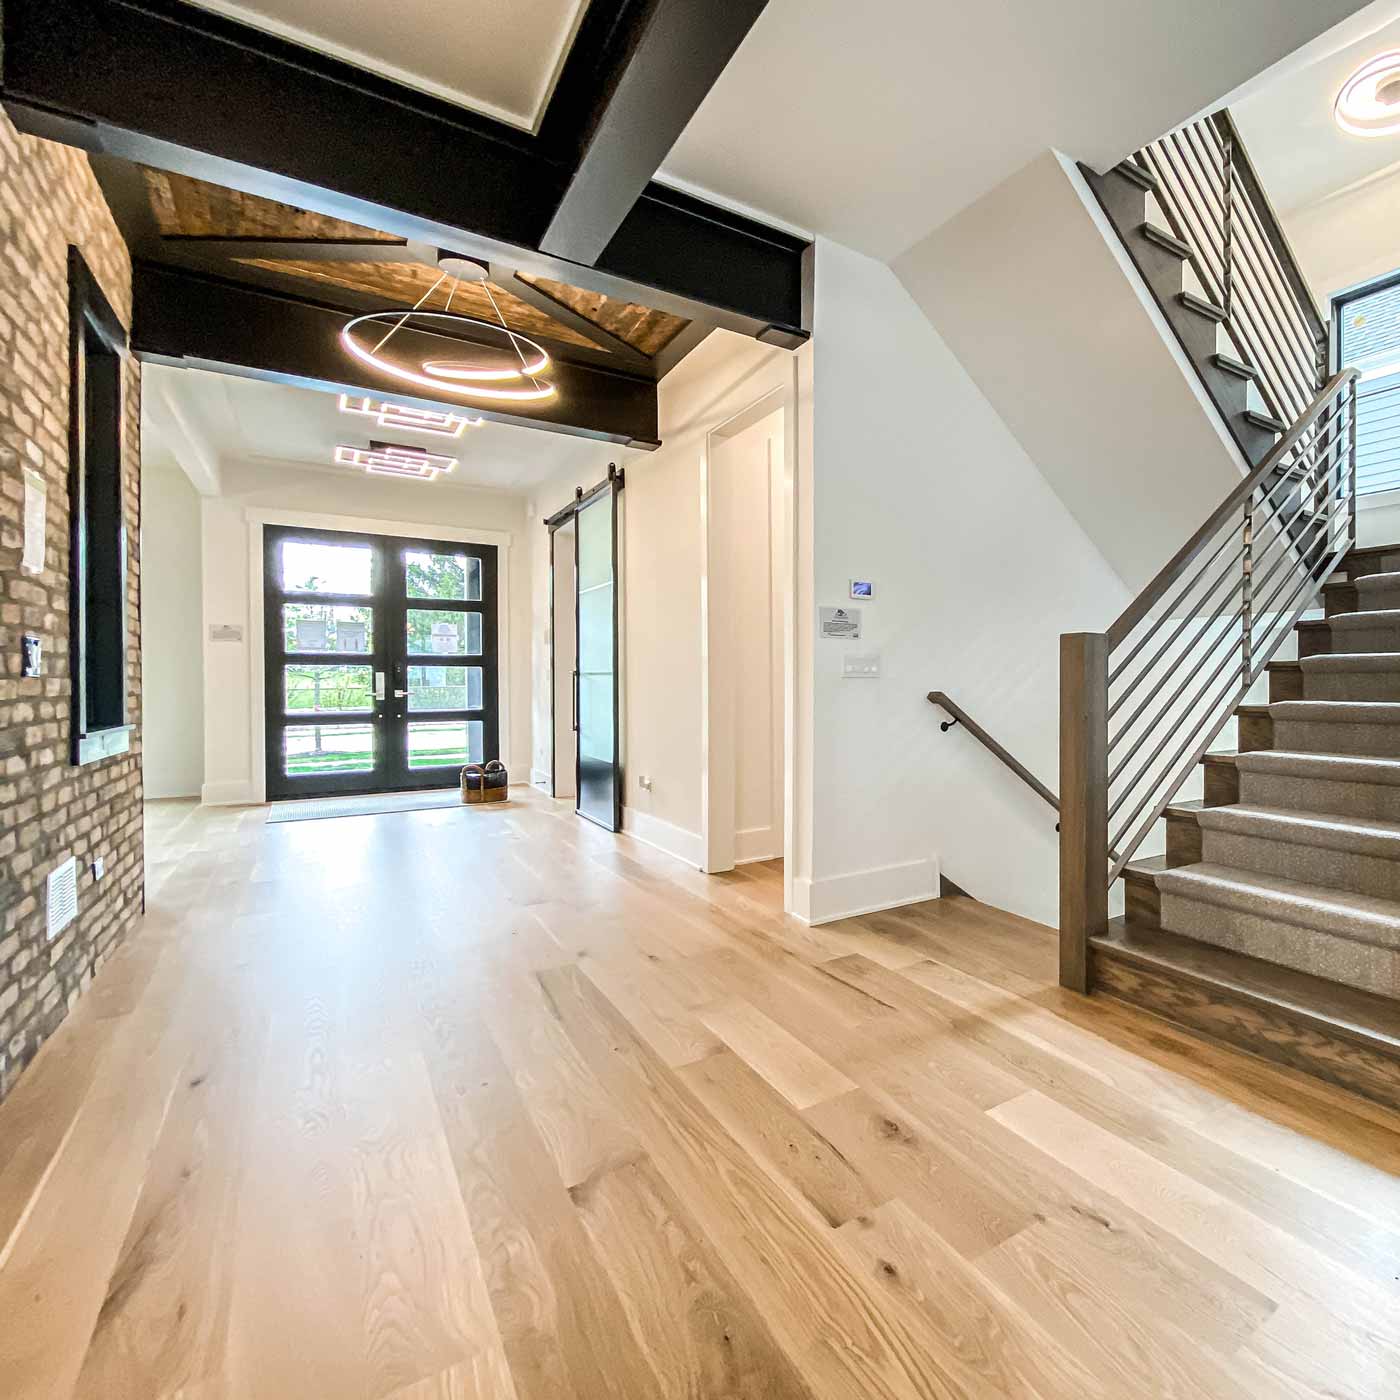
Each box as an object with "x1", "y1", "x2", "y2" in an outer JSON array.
[{"x1": 0, "y1": 112, "x2": 142, "y2": 1102}]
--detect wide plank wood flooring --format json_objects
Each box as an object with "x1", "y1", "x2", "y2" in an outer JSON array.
[{"x1": 3, "y1": 788, "x2": 1400, "y2": 1397}]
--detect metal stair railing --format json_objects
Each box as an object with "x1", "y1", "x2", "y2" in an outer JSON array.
[
  {"x1": 1133, "y1": 110, "x2": 1328, "y2": 426},
  {"x1": 1057, "y1": 370, "x2": 1359, "y2": 991}
]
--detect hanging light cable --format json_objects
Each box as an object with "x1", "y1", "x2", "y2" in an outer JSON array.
[{"x1": 339, "y1": 253, "x2": 557, "y2": 403}]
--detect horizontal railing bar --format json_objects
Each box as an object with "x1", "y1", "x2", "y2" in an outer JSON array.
[
  {"x1": 1107, "y1": 372, "x2": 1358, "y2": 649},
  {"x1": 1207, "y1": 111, "x2": 1329, "y2": 344},
  {"x1": 1107, "y1": 417, "x2": 1349, "y2": 703},
  {"x1": 1109, "y1": 657, "x2": 1247, "y2": 855},
  {"x1": 1108, "y1": 612, "x2": 1246, "y2": 808},
  {"x1": 1178, "y1": 124, "x2": 1319, "y2": 403},
  {"x1": 1108, "y1": 572, "x2": 1244, "y2": 742},
  {"x1": 1108, "y1": 538, "x2": 1245, "y2": 698}
]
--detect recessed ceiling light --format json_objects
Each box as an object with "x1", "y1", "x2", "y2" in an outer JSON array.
[
  {"x1": 334, "y1": 442, "x2": 457, "y2": 481},
  {"x1": 1335, "y1": 50, "x2": 1400, "y2": 137},
  {"x1": 338, "y1": 394, "x2": 482, "y2": 438}
]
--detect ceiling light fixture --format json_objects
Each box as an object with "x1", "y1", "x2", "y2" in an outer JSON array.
[
  {"x1": 334, "y1": 441, "x2": 458, "y2": 481},
  {"x1": 338, "y1": 394, "x2": 482, "y2": 437},
  {"x1": 1335, "y1": 50, "x2": 1400, "y2": 137},
  {"x1": 338, "y1": 254, "x2": 557, "y2": 403}
]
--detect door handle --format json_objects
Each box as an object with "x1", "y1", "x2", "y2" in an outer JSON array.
[
  {"x1": 374, "y1": 671, "x2": 386, "y2": 701},
  {"x1": 572, "y1": 670, "x2": 579, "y2": 732},
  {"x1": 394, "y1": 688, "x2": 407, "y2": 698}
]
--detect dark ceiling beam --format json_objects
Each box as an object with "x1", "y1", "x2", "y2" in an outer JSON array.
[
  {"x1": 132, "y1": 263, "x2": 661, "y2": 449},
  {"x1": 652, "y1": 320, "x2": 715, "y2": 381},
  {"x1": 540, "y1": 0, "x2": 770, "y2": 266},
  {"x1": 1, "y1": 0, "x2": 810, "y2": 342}
]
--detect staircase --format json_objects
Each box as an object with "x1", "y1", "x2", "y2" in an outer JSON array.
[
  {"x1": 1083, "y1": 110, "x2": 1328, "y2": 474},
  {"x1": 1097, "y1": 540, "x2": 1400, "y2": 1111},
  {"x1": 1057, "y1": 108, "x2": 1400, "y2": 1111}
]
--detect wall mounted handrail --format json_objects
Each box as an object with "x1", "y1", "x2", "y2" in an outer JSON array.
[
  {"x1": 1058, "y1": 370, "x2": 1359, "y2": 991},
  {"x1": 927, "y1": 691, "x2": 1059, "y2": 812}
]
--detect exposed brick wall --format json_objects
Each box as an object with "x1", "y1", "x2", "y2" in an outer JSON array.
[{"x1": 0, "y1": 113, "x2": 142, "y2": 1101}]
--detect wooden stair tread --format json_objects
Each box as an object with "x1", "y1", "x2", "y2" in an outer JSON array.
[{"x1": 1094, "y1": 919, "x2": 1400, "y2": 1052}]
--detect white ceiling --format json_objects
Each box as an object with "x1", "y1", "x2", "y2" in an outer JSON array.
[
  {"x1": 658, "y1": 0, "x2": 1374, "y2": 261},
  {"x1": 1233, "y1": 1, "x2": 1400, "y2": 214},
  {"x1": 144, "y1": 365, "x2": 611, "y2": 494},
  {"x1": 182, "y1": 0, "x2": 589, "y2": 131}
]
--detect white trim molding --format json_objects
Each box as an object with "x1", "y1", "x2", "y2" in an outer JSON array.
[
  {"x1": 622, "y1": 806, "x2": 704, "y2": 868},
  {"x1": 791, "y1": 857, "x2": 939, "y2": 925}
]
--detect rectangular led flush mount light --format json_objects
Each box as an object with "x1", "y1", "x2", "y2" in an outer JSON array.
[
  {"x1": 334, "y1": 442, "x2": 458, "y2": 481},
  {"x1": 338, "y1": 394, "x2": 481, "y2": 438}
]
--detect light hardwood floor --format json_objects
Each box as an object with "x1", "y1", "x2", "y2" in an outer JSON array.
[{"x1": 3, "y1": 788, "x2": 1400, "y2": 1398}]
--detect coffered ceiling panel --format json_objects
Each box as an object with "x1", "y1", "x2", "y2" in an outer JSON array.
[
  {"x1": 518, "y1": 275, "x2": 689, "y2": 356},
  {"x1": 143, "y1": 168, "x2": 397, "y2": 242},
  {"x1": 182, "y1": 0, "x2": 591, "y2": 131}
]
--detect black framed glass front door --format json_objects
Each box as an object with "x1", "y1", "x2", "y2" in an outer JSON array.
[{"x1": 263, "y1": 525, "x2": 498, "y2": 801}]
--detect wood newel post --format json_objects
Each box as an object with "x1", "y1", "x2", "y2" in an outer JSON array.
[{"x1": 1059, "y1": 632, "x2": 1109, "y2": 993}]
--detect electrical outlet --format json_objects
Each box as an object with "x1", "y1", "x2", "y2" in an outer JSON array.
[
  {"x1": 92, "y1": 856, "x2": 105, "y2": 880},
  {"x1": 638, "y1": 774, "x2": 653, "y2": 791}
]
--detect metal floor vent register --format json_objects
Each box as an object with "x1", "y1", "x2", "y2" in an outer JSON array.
[{"x1": 47, "y1": 856, "x2": 78, "y2": 940}]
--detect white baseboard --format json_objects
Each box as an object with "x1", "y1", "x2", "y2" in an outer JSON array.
[
  {"x1": 735, "y1": 824, "x2": 781, "y2": 865},
  {"x1": 200, "y1": 779, "x2": 258, "y2": 806},
  {"x1": 622, "y1": 806, "x2": 704, "y2": 868},
  {"x1": 793, "y1": 857, "x2": 938, "y2": 925}
]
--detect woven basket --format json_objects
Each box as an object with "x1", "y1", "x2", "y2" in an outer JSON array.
[{"x1": 461, "y1": 760, "x2": 508, "y2": 804}]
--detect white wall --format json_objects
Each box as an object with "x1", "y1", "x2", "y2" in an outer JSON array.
[
  {"x1": 799, "y1": 238, "x2": 1133, "y2": 927},
  {"x1": 140, "y1": 462, "x2": 206, "y2": 798},
  {"x1": 527, "y1": 332, "x2": 799, "y2": 868},
  {"x1": 201, "y1": 459, "x2": 530, "y2": 804},
  {"x1": 893, "y1": 152, "x2": 1246, "y2": 594},
  {"x1": 1285, "y1": 165, "x2": 1400, "y2": 305}
]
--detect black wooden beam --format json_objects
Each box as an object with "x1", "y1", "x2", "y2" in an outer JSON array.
[
  {"x1": 132, "y1": 263, "x2": 661, "y2": 449},
  {"x1": 1, "y1": 0, "x2": 810, "y2": 341},
  {"x1": 540, "y1": 0, "x2": 770, "y2": 266}
]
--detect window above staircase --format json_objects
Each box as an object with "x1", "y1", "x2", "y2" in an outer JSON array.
[{"x1": 1336, "y1": 273, "x2": 1400, "y2": 498}]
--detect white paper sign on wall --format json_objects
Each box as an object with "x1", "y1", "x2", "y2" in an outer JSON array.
[
  {"x1": 819, "y1": 606, "x2": 862, "y2": 640},
  {"x1": 21, "y1": 468, "x2": 45, "y2": 575},
  {"x1": 337, "y1": 621, "x2": 367, "y2": 652},
  {"x1": 295, "y1": 618, "x2": 328, "y2": 650}
]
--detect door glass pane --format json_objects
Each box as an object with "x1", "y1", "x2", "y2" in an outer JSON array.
[
  {"x1": 284, "y1": 723, "x2": 374, "y2": 776},
  {"x1": 284, "y1": 664, "x2": 373, "y2": 715},
  {"x1": 405, "y1": 550, "x2": 482, "y2": 601},
  {"x1": 407, "y1": 609, "x2": 482, "y2": 656},
  {"x1": 282, "y1": 603, "x2": 372, "y2": 654},
  {"x1": 407, "y1": 719, "x2": 482, "y2": 769},
  {"x1": 576, "y1": 490, "x2": 618, "y2": 829},
  {"x1": 407, "y1": 665, "x2": 482, "y2": 711},
  {"x1": 281, "y1": 540, "x2": 372, "y2": 595}
]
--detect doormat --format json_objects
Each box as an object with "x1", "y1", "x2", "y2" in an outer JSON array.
[{"x1": 266, "y1": 789, "x2": 475, "y2": 824}]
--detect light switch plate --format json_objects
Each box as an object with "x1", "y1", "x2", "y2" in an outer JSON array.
[{"x1": 843, "y1": 653, "x2": 881, "y2": 678}]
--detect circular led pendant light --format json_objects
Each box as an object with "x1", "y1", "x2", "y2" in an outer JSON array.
[
  {"x1": 339, "y1": 255, "x2": 557, "y2": 402},
  {"x1": 1334, "y1": 50, "x2": 1400, "y2": 138}
]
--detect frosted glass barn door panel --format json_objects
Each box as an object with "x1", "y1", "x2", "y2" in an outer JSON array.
[{"x1": 575, "y1": 486, "x2": 620, "y2": 830}]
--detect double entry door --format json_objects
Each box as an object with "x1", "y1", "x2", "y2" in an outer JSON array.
[{"x1": 264, "y1": 525, "x2": 498, "y2": 801}]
